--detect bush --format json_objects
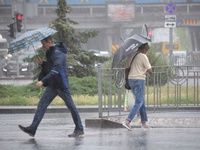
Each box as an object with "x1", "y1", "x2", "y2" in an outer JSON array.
[
  {"x1": 0, "y1": 82, "x2": 42, "y2": 97},
  {"x1": 0, "y1": 84, "x2": 17, "y2": 98},
  {"x1": 0, "y1": 76, "x2": 99, "y2": 104},
  {"x1": 28, "y1": 76, "x2": 99, "y2": 96},
  {"x1": 147, "y1": 45, "x2": 168, "y2": 86},
  {"x1": 69, "y1": 76, "x2": 98, "y2": 96}
]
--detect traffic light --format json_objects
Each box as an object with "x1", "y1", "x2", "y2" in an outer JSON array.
[
  {"x1": 148, "y1": 30, "x2": 153, "y2": 40},
  {"x1": 148, "y1": 30, "x2": 152, "y2": 37},
  {"x1": 8, "y1": 23, "x2": 15, "y2": 38},
  {"x1": 16, "y1": 13, "x2": 23, "y2": 32}
]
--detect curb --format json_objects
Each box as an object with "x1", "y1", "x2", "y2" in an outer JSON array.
[
  {"x1": 0, "y1": 106, "x2": 99, "y2": 114},
  {"x1": 1, "y1": 106, "x2": 200, "y2": 114}
]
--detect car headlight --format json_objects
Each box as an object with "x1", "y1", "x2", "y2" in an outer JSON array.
[
  {"x1": 21, "y1": 68, "x2": 28, "y2": 72},
  {"x1": 2, "y1": 68, "x2": 7, "y2": 72}
]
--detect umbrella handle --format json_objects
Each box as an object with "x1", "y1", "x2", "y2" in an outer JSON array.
[
  {"x1": 31, "y1": 43, "x2": 37, "y2": 54},
  {"x1": 30, "y1": 43, "x2": 42, "y2": 64}
]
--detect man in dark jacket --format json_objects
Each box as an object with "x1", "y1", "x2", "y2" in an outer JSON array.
[{"x1": 18, "y1": 36, "x2": 84, "y2": 138}]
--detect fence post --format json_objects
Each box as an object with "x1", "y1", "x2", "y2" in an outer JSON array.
[{"x1": 98, "y1": 64, "x2": 103, "y2": 118}]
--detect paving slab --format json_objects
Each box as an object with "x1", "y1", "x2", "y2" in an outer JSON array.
[{"x1": 86, "y1": 111, "x2": 200, "y2": 128}]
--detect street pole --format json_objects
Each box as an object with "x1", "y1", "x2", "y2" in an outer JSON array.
[
  {"x1": 15, "y1": 10, "x2": 20, "y2": 77},
  {"x1": 169, "y1": 27, "x2": 173, "y2": 65},
  {"x1": 13, "y1": 0, "x2": 20, "y2": 76},
  {"x1": 23, "y1": 0, "x2": 27, "y2": 32}
]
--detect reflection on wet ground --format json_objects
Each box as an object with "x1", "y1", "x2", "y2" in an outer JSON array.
[{"x1": 1, "y1": 113, "x2": 200, "y2": 150}]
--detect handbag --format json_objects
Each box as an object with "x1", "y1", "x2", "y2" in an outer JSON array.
[
  {"x1": 125, "y1": 77, "x2": 131, "y2": 90},
  {"x1": 125, "y1": 52, "x2": 139, "y2": 90}
]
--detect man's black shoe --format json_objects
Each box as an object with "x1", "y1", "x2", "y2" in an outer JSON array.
[
  {"x1": 18, "y1": 125, "x2": 35, "y2": 137},
  {"x1": 68, "y1": 130, "x2": 84, "y2": 138}
]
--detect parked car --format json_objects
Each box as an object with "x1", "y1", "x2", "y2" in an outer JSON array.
[{"x1": 2, "y1": 52, "x2": 35, "y2": 76}]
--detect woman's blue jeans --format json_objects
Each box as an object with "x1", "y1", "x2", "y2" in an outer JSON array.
[
  {"x1": 29, "y1": 86, "x2": 83, "y2": 132},
  {"x1": 127, "y1": 79, "x2": 148, "y2": 123}
]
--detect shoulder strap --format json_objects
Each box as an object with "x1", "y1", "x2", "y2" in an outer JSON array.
[
  {"x1": 125, "y1": 52, "x2": 139, "y2": 80},
  {"x1": 129, "y1": 52, "x2": 139, "y2": 67}
]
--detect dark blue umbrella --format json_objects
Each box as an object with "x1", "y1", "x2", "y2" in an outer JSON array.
[{"x1": 8, "y1": 26, "x2": 57, "y2": 54}]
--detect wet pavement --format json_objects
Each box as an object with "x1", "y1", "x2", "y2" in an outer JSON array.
[
  {"x1": 105, "y1": 111, "x2": 200, "y2": 128},
  {"x1": 0, "y1": 111, "x2": 200, "y2": 150}
]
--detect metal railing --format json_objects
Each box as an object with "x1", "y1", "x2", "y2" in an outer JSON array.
[{"x1": 98, "y1": 65, "x2": 200, "y2": 118}]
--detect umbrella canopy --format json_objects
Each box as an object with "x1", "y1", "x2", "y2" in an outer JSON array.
[
  {"x1": 112, "y1": 34, "x2": 151, "y2": 68},
  {"x1": 8, "y1": 26, "x2": 57, "y2": 54}
]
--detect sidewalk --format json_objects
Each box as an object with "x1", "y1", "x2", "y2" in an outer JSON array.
[
  {"x1": 105, "y1": 111, "x2": 200, "y2": 128},
  {"x1": 0, "y1": 106, "x2": 200, "y2": 128},
  {"x1": 85, "y1": 111, "x2": 200, "y2": 128}
]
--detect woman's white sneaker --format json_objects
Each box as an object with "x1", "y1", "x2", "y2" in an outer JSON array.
[{"x1": 122, "y1": 122, "x2": 132, "y2": 131}]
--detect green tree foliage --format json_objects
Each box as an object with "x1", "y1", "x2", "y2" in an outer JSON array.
[
  {"x1": 26, "y1": 0, "x2": 109, "y2": 78},
  {"x1": 23, "y1": 47, "x2": 46, "y2": 80},
  {"x1": 147, "y1": 44, "x2": 168, "y2": 85},
  {"x1": 50, "y1": 0, "x2": 109, "y2": 77}
]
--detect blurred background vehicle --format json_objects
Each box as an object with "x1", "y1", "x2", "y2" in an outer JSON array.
[
  {"x1": 1, "y1": 52, "x2": 35, "y2": 77},
  {"x1": 173, "y1": 51, "x2": 187, "y2": 66}
]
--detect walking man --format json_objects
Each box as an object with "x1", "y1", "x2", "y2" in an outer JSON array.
[
  {"x1": 19, "y1": 36, "x2": 84, "y2": 137},
  {"x1": 123, "y1": 43, "x2": 152, "y2": 130}
]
